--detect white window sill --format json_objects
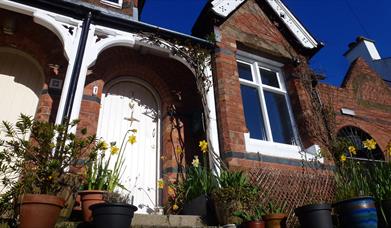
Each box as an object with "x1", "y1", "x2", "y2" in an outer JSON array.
[
  {"x1": 100, "y1": 0, "x2": 122, "y2": 9},
  {"x1": 244, "y1": 133, "x2": 323, "y2": 162}
]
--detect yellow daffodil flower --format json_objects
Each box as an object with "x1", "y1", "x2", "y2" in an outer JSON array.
[
  {"x1": 168, "y1": 186, "x2": 175, "y2": 197},
  {"x1": 172, "y1": 204, "x2": 179, "y2": 211},
  {"x1": 348, "y1": 146, "x2": 357, "y2": 155},
  {"x1": 192, "y1": 155, "x2": 200, "y2": 168},
  {"x1": 99, "y1": 140, "x2": 109, "y2": 150},
  {"x1": 128, "y1": 135, "x2": 137, "y2": 144},
  {"x1": 340, "y1": 154, "x2": 347, "y2": 162},
  {"x1": 110, "y1": 146, "x2": 120, "y2": 155},
  {"x1": 157, "y1": 179, "x2": 164, "y2": 189},
  {"x1": 363, "y1": 139, "x2": 377, "y2": 150},
  {"x1": 386, "y1": 141, "x2": 391, "y2": 156},
  {"x1": 199, "y1": 140, "x2": 208, "y2": 153},
  {"x1": 175, "y1": 146, "x2": 183, "y2": 154}
]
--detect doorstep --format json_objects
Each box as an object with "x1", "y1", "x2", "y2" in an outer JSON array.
[{"x1": 56, "y1": 214, "x2": 220, "y2": 228}]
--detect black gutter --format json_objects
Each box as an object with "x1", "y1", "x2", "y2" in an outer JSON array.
[
  {"x1": 62, "y1": 11, "x2": 92, "y2": 123},
  {"x1": 9, "y1": 0, "x2": 213, "y2": 48}
]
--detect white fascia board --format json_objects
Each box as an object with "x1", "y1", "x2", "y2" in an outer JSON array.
[
  {"x1": 210, "y1": 0, "x2": 319, "y2": 49},
  {"x1": 211, "y1": 0, "x2": 245, "y2": 17},
  {"x1": 265, "y1": 0, "x2": 318, "y2": 49}
]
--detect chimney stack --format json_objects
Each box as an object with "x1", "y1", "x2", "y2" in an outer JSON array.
[{"x1": 344, "y1": 36, "x2": 381, "y2": 64}]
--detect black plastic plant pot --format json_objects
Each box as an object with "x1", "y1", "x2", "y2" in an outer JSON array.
[
  {"x1": 181, "y1": 194, "x2": 217, "y2": 225},
  {"x1": 333, "y1": 196, "x2": 377, "y2": 228},
  {"x1": 90, "y1": 203, "x2": 138, "y2": 228},
  {"x1": 294, "y1": 203, "x2": 333, "y2": 228},
  {"x1": 377, "y1": 199, "x2": 391, "y2": 228}
]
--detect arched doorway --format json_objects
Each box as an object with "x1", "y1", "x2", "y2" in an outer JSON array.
[
  {"x1": 0, "y1": 47, "x2": 44, "y2": 124},
  {"x1": 96, "y1": 77, "x2": 161, "y2": 214},
  {"x1": 337, "y1": 126, "x2": 384, "y2": 160}
]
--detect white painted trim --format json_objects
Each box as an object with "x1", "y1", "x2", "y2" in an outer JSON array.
[
  {"x1": 86, "y1": 26, "x2": 135, "y2": 67},
  {"x1": 265, "y1": 0, "x2": 318, "y2": 49},
  {"x1": 100, "y1": 0, "x2": 123, "y2": 9},
  {"x1": 33, "y1": 11, "x2": 74, "y2": 60},
  {"x1": 0, "y1": 0, "x2": 79, "y2": 61},
  {"x1": 100, "y1": 76, "x2": 162, "y2": 209},
  {"x1": 211, "y1": 0, "x2": 245, "y2": 17}
]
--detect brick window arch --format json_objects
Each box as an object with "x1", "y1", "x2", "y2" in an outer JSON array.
[{"x1": 337, "y1": 126, "x2": 384, "y2": 160}]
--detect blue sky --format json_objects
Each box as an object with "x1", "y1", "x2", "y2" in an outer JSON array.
[{"x1": 141, "y1": 0, "x2": 391, "y2": 86}]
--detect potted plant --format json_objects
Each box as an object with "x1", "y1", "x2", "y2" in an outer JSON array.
[
  {"x1": 262, "y1": 202, "x2": 287, "y2": 228},
  {"x1": 332, "y1": 138, "x2": 378, "y2": 228},
  {"x1": 233, "y1": 205, "x2": 265, "y2": 228},
  {"x1": 79, "y1": 128, "x2": 136, "y2": 222},
  {"x1": 211, "y1": 171, "x2": 259, "y2": 225},
  {"x1": 294, "y1": 202, "x2": 333, "y2": 228},
  {"x1": 90, "y1": 191, "x2": 137, "y2": 228},
  {"x1": 368, "y1": 140, "x2": 391, "y2": 228},
  {"x1": 180, "y1": 151, "x2": 218, "y2": 224},
  {"x1": 0, "y1": 115, "x2": 99, "y2": 228}
]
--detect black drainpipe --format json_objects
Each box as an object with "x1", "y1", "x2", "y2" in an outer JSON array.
[{"x1": 61, "y1": 12, "x2": 93, "y2": 124}]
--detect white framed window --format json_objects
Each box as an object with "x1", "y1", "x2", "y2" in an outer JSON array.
[
  {"x1": 100, "y1": 0, "x2": 123, "y2": 8},
  {"x1": 237, "y1": 50, "x2": 303, "y2": 159}
]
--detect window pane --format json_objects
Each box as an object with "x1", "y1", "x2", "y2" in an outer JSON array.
[
  {"x1": 237, "y1": 62, "x2": 253, "y2": 81},
  {"x1": 264, "y1": 91, "x2": 295, "y2": 144},
  {"x1": 105, "y1": 0, "x2": 119, "y2": 3},
  {"x1": 259, "y1": 68, "x2": 279, "y2": 88},
  {"x1": 240, "y1": 85, "x2": 267, "y2": 140}
]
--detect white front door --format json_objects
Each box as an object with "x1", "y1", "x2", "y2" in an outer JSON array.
[{"x1": 97, "y1": 79, "x2": 160, "y2": 214}]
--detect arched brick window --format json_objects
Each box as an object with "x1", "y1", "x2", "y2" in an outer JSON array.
[{"x1": 337, "y1": 126, "x2": 384, "y2": 160}]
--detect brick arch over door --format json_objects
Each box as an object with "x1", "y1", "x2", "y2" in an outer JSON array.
[{"x1": 0, "y1": 47, "x2": 44, "y2": 124}]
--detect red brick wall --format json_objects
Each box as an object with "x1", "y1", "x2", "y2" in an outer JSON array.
[{"x1": 318, "y1": 58, "x2": 391, "y2": 151}]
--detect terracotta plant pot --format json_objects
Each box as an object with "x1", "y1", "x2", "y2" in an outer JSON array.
[
  {"x1": 262, "y1": 213, "x2": 287, "y2": 228},
  {"x1": 19, "y1": 194, "x2": 65, "y2": 228},
  {"x1": 79, "y1": 190, "x2": 106, "y2": 222},
  {"x1": 243, "y1": 220, "x2": 265, "y2": 228}
]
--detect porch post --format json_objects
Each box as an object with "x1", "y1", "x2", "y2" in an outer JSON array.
[{"x1": 205, "y1": 64, "x2": 221, "y2": 176}]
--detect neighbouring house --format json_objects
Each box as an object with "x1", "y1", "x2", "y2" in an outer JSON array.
[
  {"x1": 317, "y1": 38, "x2": 391, "y2": 160},
  {"x1": 1, "y1": 0, "x2": 391, "y2": 220}
]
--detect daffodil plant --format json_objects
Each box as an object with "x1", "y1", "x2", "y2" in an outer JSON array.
[
  {"x1": 335, "y1": 138, "x2": 380, "y2": 201},
  {"x1": 166, "y1": 140, "x2": 217, "y2": 214},
  {"x1": 85, "y1": 129, "x2": 138, "y2": 192}
]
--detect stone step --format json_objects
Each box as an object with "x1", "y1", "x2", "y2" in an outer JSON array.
[{"x1": 54, "y1": 214, "x2": 220, "y2": 228}]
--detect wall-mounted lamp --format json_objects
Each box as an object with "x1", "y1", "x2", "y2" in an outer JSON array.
[{"x1": 3, "y1": 18, "x2": 16, "y2": 35}]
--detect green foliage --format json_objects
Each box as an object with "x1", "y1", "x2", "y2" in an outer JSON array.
[
  {"x1": 233, "y1": 205, "x2": 264, "y2": 222},
  {"x1": 369, "y1": 161, "x2": 391, "y2": 201},
  {"x1": 103, "y1": 191, "x2": 132, "y2": 204},
  {"x1": 182, "y1": 157, "x2": 217, "y2": 201},
  {"x1": 0, "y1": 114, "x2": 100, "y2": 218},
  {"x1": 263, "y1": 201, "x2": 286, "y2": 214},
  {"x1": 217, "y1": 170, "x2": 249, "y2": 189},
  {"x1": 335, "y1": 160, "x2": 372, "y2": 201}
]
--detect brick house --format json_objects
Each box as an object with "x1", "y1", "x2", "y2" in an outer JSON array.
[{"x1": 1, "y1": 0, "x2": 391, "y2": 217}]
